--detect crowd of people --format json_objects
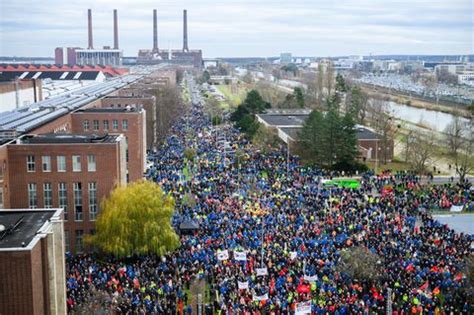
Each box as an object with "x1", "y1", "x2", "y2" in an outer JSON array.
[{"x1": 66, "y1": 77, "x2": 473, "y2": 314}]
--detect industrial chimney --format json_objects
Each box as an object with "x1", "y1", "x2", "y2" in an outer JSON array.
[
  {"x1": 153, "y1": 9, "x2": 158, "y2": 52},
  {"x1": 88, "y1": 9, "x2": 93, "y2": 49},
  {"x1": 183, "y1": 9, "x2": 189, "y2": 52},
  {"x1": 113, "y1": 9, "x2": 119, "y2": 49}
]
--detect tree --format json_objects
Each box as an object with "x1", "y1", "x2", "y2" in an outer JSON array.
[
  {"x1": 337, "y1": 246, "x2": 383, "y2": 282},
  {"x1": 408, "y1": 133, "x2": 435, "y2": 173},
  {"x1": 369, "y1": 99, "x2": 396, "y2": 164},
  {"x1": 152, "y1": 85, "x2": 183, "y2": 143},
  {"x1": 281, "y1": 87, "x2": 305, "y2": 109},
  {"x1": 445, "y1": 115, "x2": 474, "y2": 182},
  {"x1": 201, "y1": 70, "x2": 211, "y2": 84},
  {"x1": 346, "y1": 86, "x2": 369, "y2": 124},
  {"x1": 252, "y1": 125, "x2": 281, "y2": 153},
  {"x1": 436, "y1": 69, "x2": 458, "y2": 85},
  {"x1": 293, "y1": 87, "x2": 305, "y2": 108},
  {"x1": 90, "y1": 181, "x2": 179, "y2": 257},
  {"x1": 231, "y1": 90, "x2": 269, "y2": 137},
  {"x1": 335, "y1": 73, "x2": 348, "y2": 93},
  {"x1": 299, "y1": 110, "x2": 326, "y2": 166},
  {"x1": 242, "y1": 72, "x2": 254, "y2": 84},
  {"x1": 184, "y1": 147, "x2": 196, "y2": 161}
]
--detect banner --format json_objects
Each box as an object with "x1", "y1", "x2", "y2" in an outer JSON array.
[
  {"x1": 217, "y1": 250, "x2": 229, "y2": 261},
  {"x1": 450, "y1": 205, "x2": 463, "y2": 212},
  {"x1": 238, "y1": 281, "x2": 249, "y2": 290},
  {"x1": 256, "y1": 268, "x2": 268, "y2": 276},
  {"x1": 252, "y1": 293, "x2": 268, "y2": 301},
  {"x1": 290, "y1": 251, "x2": 297, "y2": 260},
  {"x1": 303, "y1": 275, "x2": 318, "y2": 283},
  {"x1": 234, "y1": 251, "x2": 247, "y2": 261},
  {"x1": 295, "y1": 301, "x2": 312, "y2": 315}
]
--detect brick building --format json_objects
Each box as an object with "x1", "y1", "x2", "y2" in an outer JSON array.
[
  {"x1": 0, "y1": 208, "x2": 66, "y2": 315},
  {"x1": 4, "y1": 134, "x2": 126, "y2": 253},
  {"x1": 70, "y1": 107, "x2": 146, "y2": 182},
  {"x1": 100, "y1": 96, "x2": 157, "y2": 151}
]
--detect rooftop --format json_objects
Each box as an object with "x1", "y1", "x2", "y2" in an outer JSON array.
[
  {"x1": 17, "y1": 134, "x2": 120, "y2": 144},
  {"x1": 76, "y1": 106, "x2": 140, "y2": 113},
  {"x1": 0, "y1": 71, "x2": 105, "y2": 81},
  {"x1": 0, "y1": 210, "x2": 58, "y2": 249},
  {"x1": 257, "y1": 114, "x2": 308, "y2": 127},
  {"x1": 278, "y1": 125, "x2": 381, "y2": 141}
]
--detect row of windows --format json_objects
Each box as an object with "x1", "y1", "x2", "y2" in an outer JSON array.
[
  {"x1": 27, "y1": 182, "x2": 98, "y2": 221},
  {"x1": 64, "y1": 229, "x2": 95, "y2": 253},
  {"x1": 27, "y1": 155, "x2": 96, "y2": 173},
  {"x1": 83, "y1": 119, "x2": 128, "y2": 132}
]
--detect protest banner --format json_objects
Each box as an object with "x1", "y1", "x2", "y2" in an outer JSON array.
[
  {"x1": 252, "y1": 293, "x2": 268, "y2": 301},
  {"x1": 217, "y1": 250, "x2": 229, "y2": 261},
  {"x1": 238, "y1": 281, "x2": 249, "y2": 290},
  {"x1": 256, "y1": 268, "x2": 268, "y2": 276},
  {"x1": 234, "y1": 251, "x2": 247, "y2": 261},
  {"x1": 295, "y1": 301, "x2": 311, "y2": 315}
]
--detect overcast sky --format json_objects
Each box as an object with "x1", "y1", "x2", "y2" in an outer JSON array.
[{"x1": 0, "y1": 0, "x2": 472, "y2": 58}]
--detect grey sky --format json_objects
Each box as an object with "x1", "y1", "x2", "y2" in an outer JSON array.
[{"x1": 0, "y1": 0, "x2": 472, "y2": 58}]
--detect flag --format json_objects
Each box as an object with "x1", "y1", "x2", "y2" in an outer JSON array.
[
  {"x1": 419, "y1": 280, "x2": 429, "y2": 291},
  {"x1": 252, "y1": 293, "x2": 268, "y2": 301}
]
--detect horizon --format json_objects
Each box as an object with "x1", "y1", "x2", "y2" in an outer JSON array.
[{"x1": 1, "y1": 0, "x2": 472, "y2": 58}]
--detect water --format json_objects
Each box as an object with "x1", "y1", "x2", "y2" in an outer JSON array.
[
  {"x1": 433, "y1": 214, "x2": 474, "y2": 235},
  {"x1": 386, "y1": 101, "x2": 469, "y2": 132}
]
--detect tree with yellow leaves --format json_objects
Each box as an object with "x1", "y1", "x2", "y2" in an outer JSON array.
[{"x1": 90, "y1": 181, "x2": 180, "y2": 257}]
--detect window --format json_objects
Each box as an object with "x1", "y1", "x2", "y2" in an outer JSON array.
[
  {"x1": 88, "y1": 182, "x2": 97, "y2": 221},
  {"x1": 27, "y1": 155, "x2": 35, "y2": 172},
  {"x1": 43, "y1": 182, "x2": 52, "y2": 208},
  {"x1": 122, "y1": 119, "x2": 128, "y2": 131},
  {"x1": 93, "y1": 120, "x2": 99, "y2": 131},
  {"x1": 112, "y1": 119, "x2": 118, "y2": 130},
  {"x1": 87, "y1": 154, "x2": 96, "y2": 172},
  {"x1": 73, "y1": 182, "x2": 82, "y2": 221},
  {"x1": 72, "y1": 155, "x2": 81, "y2": 172},
  {"x1": 0, "y1": 187, "x2": 4, "y2": 209},
  {"x1": 42, "y1": 156, "x2": 51, "y2": 172},
  {"x1": 28, "y1": 183, "x2": 37, "y2": 208},
  {"x1": 58, "y1": 182, "x2": 68, "y2": 220},
  {"x1": 64, "y1": 230, "x2": 70, "y2": 253},
  {"x1": 125, "y1": 137, "x2": 129, "y2": 163},
  {"x1": 57, "y1": 155, "x2": 66, "y2": 172},
  {"x1": 83, "y1": 120, "x2": 89, "y2": 131},
  {"x1": 0, "y1": 161, "x2": 5, "y2": 180},
  {"x1": 75, "y1": 230, "x2": 83, "y2": 253},
  {"x1": 103, "y1": 120, "x2": 109, "y2": 131}
]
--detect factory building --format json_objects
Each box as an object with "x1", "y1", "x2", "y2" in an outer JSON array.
[{"x1": 137, "y1": 9, "x2": 203, "y2": 68}]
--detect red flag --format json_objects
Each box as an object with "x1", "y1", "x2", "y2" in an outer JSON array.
[
  {"x1": 419, "y1": 280, "x2": 429, "y2": 291},
  {"x1": 455, "y1": 273, "x2": 463, "y2": 281}
]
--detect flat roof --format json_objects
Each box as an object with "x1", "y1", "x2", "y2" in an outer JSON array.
[
  {"x1": 76, "y1": 107, "x2": 140, "y2": 113},
  {"x1": 17, "y1": 134, "x2": 120, "y2": 144},
  {"x1": 258, "y1": 114, "x2": 308, "y2": 127},
  {"x1": 0, "y1": 210, "x2": 56, "y2": 249},
  {"x1": 279, "y1": 126, "x2": 381, "y2": 141}
]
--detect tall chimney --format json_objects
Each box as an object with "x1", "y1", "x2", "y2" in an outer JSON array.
[
  {"x1": 153, "y1": 9, "x2": 158, "y2": 52},
  {"x1": 88, "y1": 9, "x2": 93, "y2": 49},
  {"x1": 113, "y1": 9, "x2": 119, "y2": 49},
  {"x1": 183, "y1": 9, "x2": 189, "y2": 52}
]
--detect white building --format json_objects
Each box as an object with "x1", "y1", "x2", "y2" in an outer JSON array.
[{"x1": 76, "y1": 49, "x2": 123, "y2": 66}]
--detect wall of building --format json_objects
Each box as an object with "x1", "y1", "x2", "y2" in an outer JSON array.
[
  {"x1": 0, "y1": 79, "x2": 43, "y2": 111},
  {"x1": 6, "y1": 142, "x2": 125, "y2": 253},
  {"x1": 70, "y1": 111, "x2": 146, "y2": 182},
  {"x1": 101, "y1": 96, "x2": 156, "y2": 150}
]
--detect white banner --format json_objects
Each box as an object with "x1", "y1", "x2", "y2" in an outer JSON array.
[
  {"x1": 238, "y1": 281, "x2": 249, "y2": 290},
  {"x1": 290, "y1": 251, "x2": 297, "y2": 260},
  {"x1": 252, "y1": 293, "x2": 268, "y2": 301},
  {"x1": 217, "y1": 250, "x2": 229, "y2": 261},
  {"x1": 256, "y1": 268, "x2": 268, "y2": 276},
  {"x1": 295, "y1": 301, "x2": 312, "y2": 315},
  {"x1": 234, "y1": 251, "x2": 247, "y2": 261},
  {"x1": 303, "y1": 275, "x2": 318, "y2": 283},
  {"x1": 450, "y1": 205, "x2": 463, "y2": 212}
]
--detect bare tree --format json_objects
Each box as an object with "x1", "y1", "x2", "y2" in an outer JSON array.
[
  {"x1": 409, "y1": 132, "x2": 435, "y2": 173},
  {"x1": 445, "y1": 114, "x2": 473, "y2": 182},
  {"x1": 337, "y1": 246, "x2": 383, "y2": 282},
  {"x1": 325, "y1": 62, "x2": 335, "y2": 98},
  {"x1": 444, "y1": 115, "x2": 466, "y2": 156},
  {"x1": 369, "y1": 99, "x2": 397, "y2": 164}
]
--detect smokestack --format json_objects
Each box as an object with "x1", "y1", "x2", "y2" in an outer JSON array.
[
  {"x1": 153, "y1": 9, "x2": 158, "y2": 52},
  {"x1": 183, "y1": 9, "x2": 189, "y2": 52},
  {"x1": 88, "y1": 9, "x2": 93, "y2": 49},
  {"x1": 113, "y1": 9, "x2": 119, "y2": 49}
]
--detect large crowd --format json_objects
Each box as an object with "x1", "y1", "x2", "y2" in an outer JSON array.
[{"x1": 66, "y1": 78, "x2": 473, "y2": 314}]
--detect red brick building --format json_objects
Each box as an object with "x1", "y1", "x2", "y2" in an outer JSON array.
[
  {"x1": 70, "y1": 107, "x2": 146, "y2": 182},
  {"x1": 4, "y1": 134, "x2": 126, "y2": 253},
  {"x1": 0, "y1": 208, "x2": 66, "y2": 315}
]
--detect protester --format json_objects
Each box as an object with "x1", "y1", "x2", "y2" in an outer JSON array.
[{"x1": 66, "y1": 79, "x2": 473, "y2": 314}]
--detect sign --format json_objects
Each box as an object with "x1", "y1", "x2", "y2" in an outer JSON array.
[
  {"x1": 217, "y1": 250, "x2": 229, "y2": 261},
  {"x1": 450, "y1": 205, "x2": 463, "y2": 212},
  {"x1": 234, "y1": 251, "x2": 247, "y2": 261},
  {"x1": 303, "y1": 275, "x2": 318, "y2": 283},
  {"x1": 252, "y1": 293, "x2": 268, "y2": 301},
  {"x1": 295, "y1": 301, "x2": 312, "y2": 315},
  {"x1": 290, "y1": 251, "x2": 297, "y2": 260},
  {"x1": 238, "y1": 281, "x2": 249, "y2": 290},
  {"x1": 256, "y1": 268, "x2": 268, "y2": 276}
]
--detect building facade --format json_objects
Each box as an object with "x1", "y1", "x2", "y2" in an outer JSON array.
[{"x1": 4, "y1": 134, "x2": 127, "y2": 253}]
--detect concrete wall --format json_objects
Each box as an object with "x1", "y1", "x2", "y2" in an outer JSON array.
[{"x1": 0, "y1": 80, "x2": 43, "y2": 111}]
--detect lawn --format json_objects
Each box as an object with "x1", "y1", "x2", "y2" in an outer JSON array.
[{"x1": 215, "y1": 84, "x2": 249, "y2": 106}]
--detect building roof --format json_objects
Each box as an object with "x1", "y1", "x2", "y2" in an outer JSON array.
[
  {"x1": 76, "y1": 106, "x2": 141, "y2": 113},
  {"x1": 257, "y1": 114, "x2": 308, "y2": 127},
  {"x1": 0, "y1": 71, "x2": 105, "y2": 81},
  {"x1": 0, "y1": 75, "x2": 142, "y2": 135},
  {"x1": 0, "y1": 209, "x2": 60, "y2": 249},
  {"x1": 0, "y1": 64, "x2": 128, "y2": 77},
  {"x1": 278, "y1": 125, "x2": 381, "y2": 142},
  {"x1": 17, "y1": 134, "x2": 120, "y2": 144}
]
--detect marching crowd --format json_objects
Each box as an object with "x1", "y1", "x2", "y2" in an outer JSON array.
[{"x1": 66, "y1": 79, "x2": 473, "y2": 314}]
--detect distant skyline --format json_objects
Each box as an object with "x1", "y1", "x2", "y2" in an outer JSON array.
[{"x1": 0, "y1": 0, "x2": 472, "y2": 58}]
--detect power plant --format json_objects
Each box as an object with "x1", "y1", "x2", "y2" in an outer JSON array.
[
  {"x1": 55, "y1": 9, "x2": 202, "y2": 68},
  {"x1": 55, "y1": 9, "x2": 123, "y2": 66},
  {"x1": 137, "y1": 9, "x2": 203, "y2": 68}
]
